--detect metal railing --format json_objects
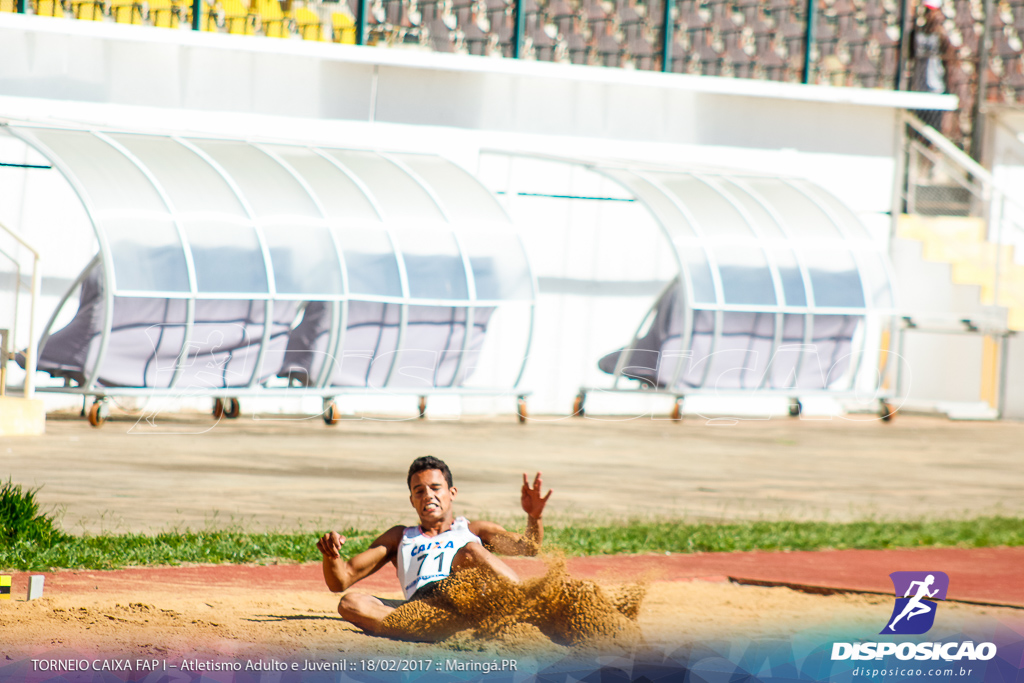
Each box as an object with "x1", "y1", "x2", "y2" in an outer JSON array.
[
  {"x1": 900, "y1": 112, "x2": 1024, "y2": 318},
  {"x1": 895, "y1": 112, "x2": 1024, "y2": 418},
  {"x1": 0, "y1": 220, "x2": 41, "y2": 400},
  {"x1": 2, "y1": 0, "x2": 905, "y2": 85}
]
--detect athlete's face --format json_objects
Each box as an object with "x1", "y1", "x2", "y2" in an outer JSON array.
[{"x1": 408, "y1": 469, "x2": 457, "y2": 526}]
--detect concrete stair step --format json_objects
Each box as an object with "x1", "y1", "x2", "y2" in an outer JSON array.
[
  {"x1": 928, "y1": 241, "x2": 1015, "y2": 269},
  {"x1": 889, "y1": 237, "x2": 1009, "y2": 328},
  {"x1": 949, "y1": 248, "x2": 1019, "y2": 284},
  {"x1": 896, "y1": 214, "x2": 986, "y2": 244},
  {"x1": 895, "y1": 215, "x2": 1022, "y2": 331}
]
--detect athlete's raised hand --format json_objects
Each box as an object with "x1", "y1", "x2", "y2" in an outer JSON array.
[
  {"x1": 317, "y1": 531, "x2": 346, "y2": 559},
  {"x1": 521, "y1": 472, "x2": 552, "y2": 520}
]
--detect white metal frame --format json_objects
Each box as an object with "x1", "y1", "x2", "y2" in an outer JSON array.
[
  {"x1": 6, "y1": 123, "x2": 537, "y2": 414},
  {"x1": 575, "y1": 160, "x2": 899, "y2": 411},
  {"x1": 0, "y1": 219, "x2": 42, "y2": 399}
]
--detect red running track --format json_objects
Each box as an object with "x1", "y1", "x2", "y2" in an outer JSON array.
[{"x1": 10, "y1": 547, "x2": 1023, "y2": 608}]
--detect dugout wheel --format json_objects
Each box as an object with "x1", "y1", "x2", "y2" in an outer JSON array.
[
  {"x1": 516, "y1": 396, "x2": 528, "y2": 423},
  {"x1": 572, "y1": 392, "x2": 586, "y2": 417},
  {"x1": 87, "y1": 399, "x2": 109, "y2": 428},
  {"x1": 788, "y1": 399, "x2": 802, "y2": 417},
  {"x1": 670, "y1": 397, "x2": 684, "y2": 422},
  {"x1": 879, "y1": 400, "x2": 895, "y2": 422},
  {"x1": 323, "y1": 400, "x2": 341, "y2": 426},
  {"x1": 223, "y1": 398, "x2": 241, "y2": 419},
  {"x1": 418, "y1": 396, "x2": 427, "y2": 419}
]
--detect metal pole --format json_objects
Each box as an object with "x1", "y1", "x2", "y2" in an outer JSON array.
[
  {"x1": 993, "y1": 193, "x2": 1005, "y2": 310},
  {"x1": 894, "y1": 0, "x2": 911, "y2": 90},
  {"x1": 191, "y1": 0, "x2": 201, "y2": 30},
  {"x1": 356, "y1": 0, "x2": 368, "y2": 45},
  {"x1": 802, "y1": 0, "x2": 817, "y2": 84},
  {"x1": 512, "y1": 0, "x2": 525, "y2": 58},
  {"x1": 24, "y1": 254, "x2": 40, "y2": 400},
  {"x1": 970, "y1": 0, "x2": 995, "y2": 161},
  {"x1": 891, "y1": 112, "x2": 909, "y2": 236},
  {"x1": 17, "y1": 0, "x2": 26, "y2": 13},
  {"x1": 0, "y1": 329, "x2": 7, "y2": 397},
  {"x1": 997, "y1": 332, "x2": 1009, "y2": 419},
  {"x1": 0, "y1": 221, "x2": 41, "y2": 400},
  {"x1": 661, "y1": 0, "x2": 673, "y2": 72}
]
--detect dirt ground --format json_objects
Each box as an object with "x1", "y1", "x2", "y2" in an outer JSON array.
[
  {"x1": 2, "y1": 575, "x2": 1019, "y2": 662},
  {"x1": 2, "y1": 412, "x2": 1023, "y2": 534}
]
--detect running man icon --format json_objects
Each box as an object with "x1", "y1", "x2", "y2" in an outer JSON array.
[
  {"x1": 888, "y1": 574, "x2": 938, "y2": 631},
  {"x1": 882, "y1": 571, "x2": 949, "y2": 635}
]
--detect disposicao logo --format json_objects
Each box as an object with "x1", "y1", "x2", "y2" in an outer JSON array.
[
  {"x1": 831, "y1": 570, "x2": 997, "y2": 663},
  {"x1": 882, "y1": 571, "x2": 949, "y2": 635}
]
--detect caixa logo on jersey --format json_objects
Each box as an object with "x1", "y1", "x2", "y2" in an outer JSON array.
[{"x1": 883, "y1": 571, "x2": 949, "y2": 635}]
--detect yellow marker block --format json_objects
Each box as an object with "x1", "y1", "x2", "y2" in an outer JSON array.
[{"x1": 0, "y1": 575, "x2": 11, "y2": 600}]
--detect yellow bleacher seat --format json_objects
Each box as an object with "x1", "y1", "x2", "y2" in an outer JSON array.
[
  {"x1": 148, "y1": 0, "x2": 181, "y2": 27},
  {"x1": 1, "y1": 0, "x2": 17, "y2": 13},
  {"x1": 331, "y1": 9, "x2": 356, "y2": 43},
  {"x1": 109, "y1": 0, "x2": 145, "y2": 23},
  {"x1": 32, "y1": 0, "x2": 65, "y2": 15},
  {"x1": 294, "y1": 5, "x2": 323, "y2": 40},
  {"x1": 220, "y1": 0, "x2": 257, "y2": 34},
  {"x1": 255, "y1": 0, "x2": 287, "y2": 37},
  {"x1": 71, "y1": 0, "x2": 105, "y2": 19}
]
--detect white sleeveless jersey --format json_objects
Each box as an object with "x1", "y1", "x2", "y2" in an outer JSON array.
[{"x1": 396, "y1": 517, "x2": 482, "y2": 599}]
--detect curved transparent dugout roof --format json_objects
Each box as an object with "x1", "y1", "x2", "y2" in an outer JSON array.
[
  {"x1": 589, "y1": 162, "x2": 895, "y2": 395},
  {"x1": 599, "y1": 167, "x2": 895, "y2": 316},
  {"x1": 6, "y1": 125, "x2": 535, "y2": 305}
]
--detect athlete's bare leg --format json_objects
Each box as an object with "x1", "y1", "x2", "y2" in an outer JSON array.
[
  {"x1": 451, "y1": 541, "x2": 519, "y2": 583},
  {"x1": 337, "y1": 593, "x2": 396, "y2": 634}
]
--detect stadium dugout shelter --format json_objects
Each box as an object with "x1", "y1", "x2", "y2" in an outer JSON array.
[
  {"x1": 555, "y1": 160, "x2": 900, "y2": 421},
  {"x1": 2, "y1": 123, "x2": 537, "y2": 426}
]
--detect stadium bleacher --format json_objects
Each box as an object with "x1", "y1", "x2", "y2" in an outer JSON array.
[{"x1": 8, "y1": 0, "x2": 1024, "y2": 154}]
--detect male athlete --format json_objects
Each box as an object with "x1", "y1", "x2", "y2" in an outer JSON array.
[{"x1": 316, "y1": 456, "x2": 552, "y2": 635}]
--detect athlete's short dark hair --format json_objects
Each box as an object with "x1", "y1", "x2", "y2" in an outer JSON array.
[{"x1": 407, "y1": 456, "x2": 454, "y2": 489}]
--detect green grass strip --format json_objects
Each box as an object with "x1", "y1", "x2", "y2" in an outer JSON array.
[{"x1": 1, "y1": 517, "x2": 1022, "y2": 572}]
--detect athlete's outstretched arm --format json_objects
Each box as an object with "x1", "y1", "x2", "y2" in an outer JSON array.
[
  {"x1": 521, "y1": 472, "x2": 552, "y2": 546},
  {"x1": 317, "y1": 526, "x2": 402, "y2": 592},
  {"x1": 470, "y1": 472, "x2": 552, "y2": 555},
  {"x1": 471, "y1": 520, "x2": 538, "y2": 556}
]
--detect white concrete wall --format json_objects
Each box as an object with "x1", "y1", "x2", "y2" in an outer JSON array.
[
  {"x1": 0, "y1": 13, "x2": 959, "y2": 417},
  {"x1": 986, "y1": 110, "x2": 1024, "y2": 262}
]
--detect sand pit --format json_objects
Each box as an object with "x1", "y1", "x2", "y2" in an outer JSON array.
[
  {"x1": 378, "y1": 559, "x2": 646, "y2": 648},
  {"x1": 1, "y1": 567, "x2": 1019, "y2": 664}
]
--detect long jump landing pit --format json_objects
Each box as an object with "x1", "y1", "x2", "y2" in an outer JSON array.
[{"x1": 1, "y1": 549, "x2": 1021, "y2": 661}]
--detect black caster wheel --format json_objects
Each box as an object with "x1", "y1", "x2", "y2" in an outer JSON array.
[
  {"x1": 572, "y1": 392, "x2": 585, "y2": 417},
  {"x1": 87, "y1": 400, "x2": 108, "y2": 428},
  {"x1": 212, "y1": 398, "x2": 225, "y2": 419},
  {"x1": 418, "y1": 396, "x2": 427, "y2": 419},
  {"x1": 788, "y1": 399, "x2": 802, "y2": 417},
  {"x1": 880, "y1": 401, "x2": 895, "y2": 422},
  {"x1": 323, "y1": 401, "x2": 340, "y2": 426},
  {"x1": 516, "y1": 396, "x2": 528, "y2": 423},
  {"x1": 223, "y1": 398, "x2": 240, "y2": 419}
]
